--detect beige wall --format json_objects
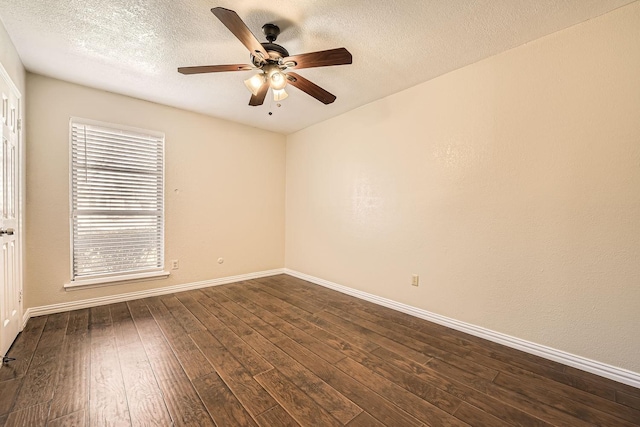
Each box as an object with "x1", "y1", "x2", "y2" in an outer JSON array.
[
  {"x1": 26, "y1": 73, "x2": 286, "y2": 308},
  {"x1": 286, "y1": 3, "x2": 640, "y2": 373}
]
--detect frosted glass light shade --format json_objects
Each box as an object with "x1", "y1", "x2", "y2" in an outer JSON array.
[
  {"x1": 244, "y1": 73, "x2": 265, "y2": 96},
  {"x1": 273, "y1": 88, "x2": 288, "y2": 101}
]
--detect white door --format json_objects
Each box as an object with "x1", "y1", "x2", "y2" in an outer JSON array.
[{"x1": 0, "y1": 65, "x2": 21, "y2": 358}]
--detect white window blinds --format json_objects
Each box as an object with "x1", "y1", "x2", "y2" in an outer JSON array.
[{"x1": 70, "y1": 118, "x2": 164, "y2": 282}]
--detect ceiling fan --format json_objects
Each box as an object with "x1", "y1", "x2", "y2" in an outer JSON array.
[{"x1": 178, "y1": 7, "x2": 352, "y2": 106}]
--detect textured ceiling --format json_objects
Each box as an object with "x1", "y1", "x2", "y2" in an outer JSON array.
[{"x1": 0, "y1": 0, "x2": 635, "y2": 134}]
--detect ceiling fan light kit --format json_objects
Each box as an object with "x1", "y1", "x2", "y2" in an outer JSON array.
[
  {"x1": 178, "y1": 7, "x2": 353, "y2": 106},
  {"x1": 244, "y1": 73, "x2": 266, "y2": 96}
]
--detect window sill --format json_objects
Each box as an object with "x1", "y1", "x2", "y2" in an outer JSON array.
[{"x1": 64, "y1": 270, "x2": 170, "y2": 291}]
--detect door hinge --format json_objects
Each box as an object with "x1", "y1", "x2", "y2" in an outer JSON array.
[
  {"x1": 18, "y1": 290, "x2": 22, "y2": 303},
  {"x1": 17, "y1": 118, "x2": 22, "y2": 132}
]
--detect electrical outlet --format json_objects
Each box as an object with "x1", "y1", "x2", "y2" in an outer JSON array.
[
  {"x1": 411, "y1": 274, "x2": 419, "y2": 287},
  {"x1": 171, "y1": 259, "x2": 179, "y2": 270}
]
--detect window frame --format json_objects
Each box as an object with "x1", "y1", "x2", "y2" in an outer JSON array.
[{"x1": 65, "y1": 117, "x2": 168, "y2": 289}]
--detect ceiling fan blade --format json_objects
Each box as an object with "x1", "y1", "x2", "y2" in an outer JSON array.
[
  {"x1": 211, "y1": 7, "x2": 269, "y2": 61},
  {"x1": 249, "y1": 82, "x2": 269, "y2": 106},
  {"x1": 283, "y1": 48, "x2": 352, "y2": 69},
  {"x1": 178, "y1": 64, "x2": 253, "y2": 74},
  {"x1": 286, "y1": 72, "x2": 337, "y2": 104}
]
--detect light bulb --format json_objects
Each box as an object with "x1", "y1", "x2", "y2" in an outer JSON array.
[
  {"x1": 270, "y1": 71, "x2": 287, "y2": 90},
  {"x1": 273, "y1": 88, "x2": 288, "y2": 101},
  {"x1": 244, "y1": 73, "x2": 265, "y2": 96},
  {"x1": 264, "y1": 65, "x2": 287, "y2": 90}
]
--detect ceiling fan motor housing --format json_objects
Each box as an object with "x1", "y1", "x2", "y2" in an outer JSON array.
[
  {"x1": 251, "y1": 43, "x2": 289, "y2": 66},
  {"x1": 249, "y1": 24, "x2": 289, "y2": 66},
  {"x1": 262, "y1": 23, "x2": 280, "y2": 42}
]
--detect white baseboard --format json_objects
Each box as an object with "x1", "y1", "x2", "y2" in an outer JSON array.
[
  {"x1": 284, "y1": 269, "x2": 640, "y2": 389},
  {"x1": 22, "y1": 268, "x2": 285, "y2": 325}
]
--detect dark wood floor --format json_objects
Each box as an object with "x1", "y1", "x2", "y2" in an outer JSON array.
[{"x1": 0, "y1": 275, "x2": 639, "y2": 426}]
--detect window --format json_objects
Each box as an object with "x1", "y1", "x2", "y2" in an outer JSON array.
[{"x1": 67, "y1": 118, "x2": 166, "y2": 288}]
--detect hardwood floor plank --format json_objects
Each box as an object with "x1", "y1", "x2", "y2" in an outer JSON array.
[
  {"x1": 48, "y1": 410, "x2": 87, "y2": 427},
  {"x1": 254, "y1": 368, "x2": 342, "y2": 427},
  {"x1": 255, "y1": 405, "x2": 301, "y2": 427},
  {"x1": 200, "y1": 289, "x2": 344, "y2": 363},
  {"x1": 483, "y1": 382, "x2": 593, "y2": 427},
  {"x1": 454, "y1": 331, "x2": 567, "y2": 372},
  {"x1": 88, "y1": 305, "x2": 112, "y2": 339},
  {"x1": 373, "y1": 342, "x2": 592, "y2": 427},
  {"x1": 180, "y1": 290, "x2": 363, "y2": 424},
  {"x1": 565, "y1": 365, "x2": 640, "y2": 400},
  {"x1": 158, "y1": 295, "x2": 207, "y2": 333},
  {"x1": 273, "y1": 335, "x2": 423, "y2": 426},
  {"x1": 192, "y1": 371, "x2": 258, "y2": 427},
  {"x1": 324, "y1": 304, "x2": 470, "y2": 358},
  {"x1": 496, "y1": 367, "x2": 640, "y2": 424},
  {"x1": 175, "y1": 292, "x2": 274, "y2": 376},
  {"x1": 318, "y1": 301, "x2": 502, "y2": 381},
  {"x1": 283, "y1": 275, "x2": 571, "y2": 380},
  {"x1": 65, "y1": 309, "x2": 90, "y2": 336},
  {"x1": 111, "y1": 303, "x2": 173, "y2": 426},
  {"x1": 116, "y1": 345, "x2": 173, "y2": 426},
  {"x1": 314, "y1": 309, "x2": 433, "y2": 364},
  {"x1": 144, "y1": 296, "x2": 215, "y2": 380},
  {"x1": 0, "y1": 378, "x2": 20, "y2": 417},
  {"x1": 494, "y1": 372, "x2": 639, "y2": 426},
  {"x1": 481, "y1": 347, "x2": 608, "y2": 394},
  {"x1": 448, "y1": 345, "x2": 633, "y2": 413},
  {"x1": 252, "y1": 279, "x2": 327, "y2": 314},
  {"x1": 88, "y1": 306, "x2": 131, "y2": 427},
  {"x1": 272, "y1": 278, "x2": 467, "y2": 347},
  {"x1": 453, "y1": 402, "x2": 510, "y2": 427},
  {"x1": 514, "y1": 363, "x2": 617, "y2": 401},
  {"x1": 0, "y1": 316, "x2": 47, "y2": 381},
  {"x1": 110, "y1": 303, "x2": 142, "y2": 347},
  {"x1": 12, "y1": 312, "x2": 69, "y2": 410},
  {"x1": 49, "y1": 309, "x2": 90, "y2": 421},
  {"x1": 269, "y1": 276, "x2": 438, "y2": 337},
  {"x1": 425, "y1": 357, "x2": 491, "y2": 392},
  {"x1": 618, "y1": 391, "x2": 640, "y2": 411},
  {"x1": 344, "y1": 346, "x2": 463, "y2": 416},
  {"x1": 189, "y1": 329, "x2": 277, "y2": 418},
  {"x1": 127, "y1": 299, "x2": 215, "y2": 426},
  {"x1": 451, "y1": 349, "x2": 552, "y2": 387},
  {"x1": 4, "y1": 402, "x2": 50, "y2": 427},
  {"x1": 323, "y1": 305, "x2": 500, "y2": 381},
  {"x1": 335, "y1": 356, "x2": 468, "y2": 426},
  {"x1": 219, "y1": 286, "x2": 360, "y2": 361},
  {"x1": 345, "y1": 411, "x2": 386, "y2": 427},
  {"x1": 232, "y1": 288, "x2": 378, "y2": 354}
]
